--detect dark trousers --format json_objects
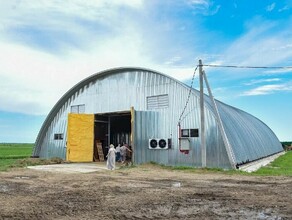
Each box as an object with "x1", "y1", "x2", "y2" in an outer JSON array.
[{"x1": 116, "y1": 152, "x2": 121, "y2": 161}]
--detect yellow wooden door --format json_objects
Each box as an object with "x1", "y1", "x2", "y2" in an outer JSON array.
[{"x1": 66, "y1": 113, "x2": 94, "y2": 162}]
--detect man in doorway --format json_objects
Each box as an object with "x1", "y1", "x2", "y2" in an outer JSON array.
[
  {"x1": 116, "y1": 143, "x2": 121, "y2": 162},
  {"x1": 120, "y1": 143, "x2": 131, "y2": 163}
]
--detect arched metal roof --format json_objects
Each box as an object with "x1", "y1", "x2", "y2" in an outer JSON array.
[
  {"x1": 34, "y1": 67, "x2": 283, "y2": 165},
  {"x1": 208, "y1": 100, "x2": 283, "y2": 164}
]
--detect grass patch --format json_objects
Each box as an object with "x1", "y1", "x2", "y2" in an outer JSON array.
[
  {"x1": 0, "y1": 143, "x2": 63, "y2": 172},
  {"x1": 0, "y1": 157, "x2": 64, "y2": 172},
  {"x1": 0, "y1": 158, "x2": 20, "y2": 172},
  {"x1": 146, "y1": 161, "x2": 236, "y2": 174},
  {"x1": 171, "y1": 166, "x2": 224, "y2": 172},
  {"x1": 253, "y1": 151, "x2": 292, "y2": 176},
  {"x1": 146, "y1": 153, "x2": 292, "y2": 176},
  {"x1": 0, "y1": 143, "x2": 34, "y2": 171},
  {"x1": 169, "y1": 166, "x2": 246, "y2": 175},
  {"x1": 119, "y1": 163, "x2": 137, "y2": 170}
]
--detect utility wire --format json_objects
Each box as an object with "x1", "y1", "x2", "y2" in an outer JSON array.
[
  {"x1": 178, "y1": 65, "x2": 198, "y2": 123},
  {"x1": 203, "y1": 64, "x2": 292, "y2": 69},
  {"x1": 178, "y1": 63, "x2": 292, "y2": 123},
  {"x1": 180, "y1": 106, "x2": 197, "y2": 123}
]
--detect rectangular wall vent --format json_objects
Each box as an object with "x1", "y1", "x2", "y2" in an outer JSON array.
[{"x1": 147, "y1": 94, "x2": 169, "y2": 110}]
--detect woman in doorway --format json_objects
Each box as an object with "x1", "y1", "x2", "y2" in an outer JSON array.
[{"x1": 106, "y1": 144, "x2": 116, "y2": 170}]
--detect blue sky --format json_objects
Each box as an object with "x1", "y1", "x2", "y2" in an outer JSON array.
[{"x1": 0, "y1": 0, "x2": 291, "y2": 143}]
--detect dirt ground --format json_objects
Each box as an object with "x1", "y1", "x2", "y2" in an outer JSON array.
[{"x1": 0, "y1": 164, "x2": 291, "y2": 220}]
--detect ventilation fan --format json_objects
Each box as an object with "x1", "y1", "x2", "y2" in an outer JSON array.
[
  {"x1": 149, "y1": 139, "x2": 158, "y2": 149},
  {"x1": 149, "y1": 139, "x2": 169, "y2": 149}
]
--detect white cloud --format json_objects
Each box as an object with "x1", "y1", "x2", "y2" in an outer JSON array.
[
  {"x1": 1, "y1": 0, "x2": 144, "y2": 21},
  {"x1": 266, "y1": 3, "x2": 276, "y2": 12},
  {"x1": 0, "y1": 23, "x2": 195, "y2": 115},
  {"x1": 208, "y1": 18, "x2": 292, "y2": 80},
  {"x1": 0, "y1": 32, "x2": 154, "y2": 115},
  {"x1": 0, "y1": 1, "x2": 145, "y2": 45},
  {"x1": 164, "y1": 56, "x2": 182, "y2": 65},
  {"x1": 0, "y1": 0, "x2": 198, "y2": 116},
  {"x1": 187, "y1": 0, "x2": 209, "y2": 6},
  {"x1": 278, "y1": 5, "x2": 290, "y2": 12},
  {"x1": 263, "y1": 68, "x2": 292, "y2": 75},
  {"x1": 1, "y1": 1, "x2": 292, "y2": 116},
  {"x1": 0, "y1": 51, "x2": 195, "y2": 116},
  {"x1": 0, "y1": 0, "x2": 146, "y2": 50},
  {"x1": 0, "y1": 0, "x2": 157, "y2": 115},
  {"x1": 241, "y1": 84, "x2": 292, "y2": 96},
  {"x1": 186, "y1": 0, "x2": 221, "y2": 15},
  {"x1": 244, "y1": 78, "x2": 281, "y2": 86}
]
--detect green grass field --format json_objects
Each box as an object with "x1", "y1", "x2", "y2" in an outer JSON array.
[
  {"x1": 0, "y1": 143, "x2": 33, "y2": 159},
  {"x1": 0, "y1": 143, "x2": 33, "y2": 171},
  {"x1": 253, "y1": 151, "x2": 292, "y2": 176},
  {"x1": 158, "y1": 151, "x2": 292, "y2": 176}
]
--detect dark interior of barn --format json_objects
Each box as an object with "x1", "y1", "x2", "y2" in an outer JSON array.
[{"x1": 94, "y1": 112, "x2": 131, "y2": 161}]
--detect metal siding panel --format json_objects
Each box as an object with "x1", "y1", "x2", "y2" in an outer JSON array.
[
  {"x1": 135, "y1": 110, "x2": 172, "y2": 164},
  {"x1": 214, "y1": 102, "x2": 283, "y2": 165}
]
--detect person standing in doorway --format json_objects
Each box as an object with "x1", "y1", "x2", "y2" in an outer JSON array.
[
  {"x1": 120, "y1": 143, "x2": 132, "y2": 164},
  {"x1": 116, "y1": 143, "x2": 121, "y2": 162},
  {"x1": 106, "y1": 144, "x2": 116, "y2": 170}
]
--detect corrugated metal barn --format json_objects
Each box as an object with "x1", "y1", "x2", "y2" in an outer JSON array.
[{"x1": 33, "y1": 67, "x2": 283, "y2": 169}]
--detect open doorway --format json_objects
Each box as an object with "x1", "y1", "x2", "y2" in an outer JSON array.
[{"x1": 94, "y1": 111, "x2": 132, "y2": 163}]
